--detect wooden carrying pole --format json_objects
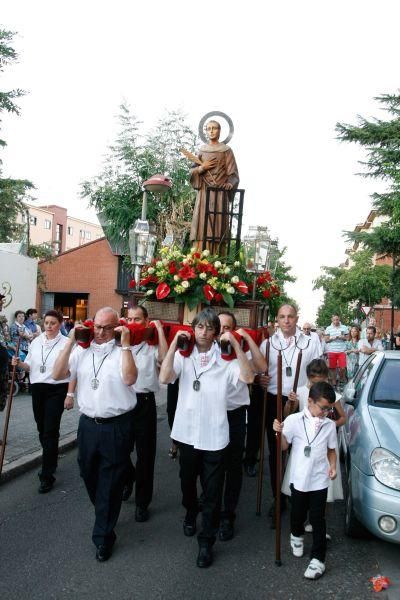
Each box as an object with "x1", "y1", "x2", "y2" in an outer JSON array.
[
  {"x1": 0, "y1": 340, "x2": 20, "y2": 479},
  {"x1": 256, "y1": 339, "x2": 270, "y2": 515},
  {"x1": 275, "y1": 350, "x2": 283, "y2": 565}
]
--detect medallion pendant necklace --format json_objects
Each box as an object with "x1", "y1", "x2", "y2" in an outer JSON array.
[
  {"x1": 302, "y1": 416, "x2": 324, "y2": 457},
  {"x1": 40, "y1": 338, "x2": 61, "y2": 373},
  {"x1": 91, "y1": 349, "x2": 112, "y2": 390}
]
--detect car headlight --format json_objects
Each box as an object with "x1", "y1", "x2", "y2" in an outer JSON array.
[{"x1": 371, "y1": 448, "x2": 400, "y2": 491}]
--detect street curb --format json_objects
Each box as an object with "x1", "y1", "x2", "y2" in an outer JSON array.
[{"x1": 1, "y1": 432, "x2": 77, "y2": 483}]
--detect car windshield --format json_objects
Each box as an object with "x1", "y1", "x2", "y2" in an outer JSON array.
[{"x1": 370, "y1": 359, "x2": 400, "y2": 407}]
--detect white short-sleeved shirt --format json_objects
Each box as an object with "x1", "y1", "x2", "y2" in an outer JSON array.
[
  {"x1": 131, "y1": 343, "x2": 159, "y2": 393},
  {"x1": 171, "y1": 345, "x2": 240, "y2": 451},
  {"x1": 69, "y1": 339, "x2": 137, "y2": 418},
  {"x1": 283, "y1": 407, "x2": 337, "y2": 492},
  {"x1": 357, "y1": 338, "x2": 383, "y2": 366},
  {"x1": 260, "y1": 329, "x2": 321, "y2": 396},
  {"x1": 215, "y1": 346, "x2": 250, "y2": 411},
  {"x1": 25, "y1": 332, "x2": 70, "y2": 384}
]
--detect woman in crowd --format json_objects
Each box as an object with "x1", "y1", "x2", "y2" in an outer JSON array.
[
  {"x1": 9, "y1": 310, "x2": 33, "y2": 359},
  {"x1": 12, "y1": 310, "x2": 70, "y2": 493},
  {"x1": 345, "y1": 325, "x2": 360, "y2": 379}
]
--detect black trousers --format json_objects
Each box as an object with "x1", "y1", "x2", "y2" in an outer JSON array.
[
  {"x1": 77, "y1": 411, "x2": 134, "y2": 548},
  {"x1": 244, "y1": 384, "x2": 264, "y2": 467},
  {"x1": 221, "y1": 406, "x2": 246, "y2": 521},
  {"x1": 125, "y1": 392, "x2": 157, "y2": 508},
  {"x1": 31, "y1": 382, "x2": 68, "y2": 480},
  {"x1": 0, "y1": 345, "x2": 9, "y2": 410},
  {"x1": 291, "y1": 485, "x2": 328, "y2": 562},
  {"x1": 179, "y1": 442, "x2": 225, "y2": 547},
  {"x1": 166, "y1": 380, "x2": 179, "y2": 432}
]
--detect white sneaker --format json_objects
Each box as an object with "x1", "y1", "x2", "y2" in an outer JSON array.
[
  {"x1": 290, "y1": 534, "x2": 304, "y2": 557},
  {"x1": 304, "y1": 558, "x2": 325, "y2": 579}
]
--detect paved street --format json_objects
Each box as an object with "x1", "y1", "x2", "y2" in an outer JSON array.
[{"x1": 1, "y1": 396, "x2": 399, "y2": 600}]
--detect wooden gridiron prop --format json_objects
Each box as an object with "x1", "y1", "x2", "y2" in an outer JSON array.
[
  {"x1": 0, "y1": 339, "x2": 21, "y2": 480},
  {"x1": 256, "y1": 339, "x2": 270, "y2": 515}
]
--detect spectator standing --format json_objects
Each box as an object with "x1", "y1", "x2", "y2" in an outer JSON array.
[
  {"x1": 358, "y1": 326, "x2": 383, "y2": 367},
  {"x1": 345, "y1": 326, "x2": 360, "y2": 379},
  {"x1": 0, "y1": 294, "x2": 10, "y2": 412},
  {"x1": 325, "y1": 315, "x2": 349, "y2": 389},
  {"x1": 9, "y1": 310, "x2": 33, "y2": 358},
  {"x1": 25, "y1": 308, "x2": 42, "y2": 340}
]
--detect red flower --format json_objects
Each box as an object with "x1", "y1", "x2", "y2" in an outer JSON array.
[
  {"x1": 128, "y1": 279, "x2": 136, "y2": 289},
  {"x1": 214, "y1": 293, "x2": 223, "y2": 303},
  {"x1": 193, "y1": 252, "x2": 201, "y2": 259},
  {"x1": 235, "y1": 281, "x2": 248, "y2": 295},
  {"x1": 140, "y1": 275, "x2": 157, "y2": 286},
  {"x1": 262, "y1": 289, "x2": 271, "y2": 298},
  {"x1": 178, "y1": 265, "x2": 196, "y2": 280},
  {"x1": 168, "y1": 261, "x2": 177, "y2": 274},
  {"x1": 156, "y1": 282, "x2": 171, "y2": 300},
  {"x1": 203, "y1": 284, "x2": 216, "y2": 301}
]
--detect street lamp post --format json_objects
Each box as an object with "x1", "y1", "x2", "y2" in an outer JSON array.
[
  {"x1": 243, "y1": 225, "x2": 273, "y2": 300},
  {"x1": 129, "y1": 175, "x2": 172, "y2": 289}
]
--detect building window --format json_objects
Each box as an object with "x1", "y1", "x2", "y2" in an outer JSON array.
[
  {"x1": 79, "y1": 229, "x2": 91, "y2": 241},
  {"x1": 44, "y1": 219, "x2": 52, "y2": 230},
  {"x1": 67, "y1": 226, "x2": 73, "y2": 235},
  {"x1": 30, "y1": 216, "x2": 37, "y2": 226},
  {"x1": 86, "y1": 231, "x2": 91, "y2": 240}
]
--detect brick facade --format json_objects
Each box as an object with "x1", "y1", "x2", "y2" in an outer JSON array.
[{"x1": 37, "y1": 237, "x2": 122, "y2": 318}]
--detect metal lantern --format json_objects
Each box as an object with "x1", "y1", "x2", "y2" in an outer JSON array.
[
  {"x1": 129, "y1": 220, "x2": 156, "y2": 266},
  {"x1": 243, "y1": 226, "x2": 271, "y2": 273}
]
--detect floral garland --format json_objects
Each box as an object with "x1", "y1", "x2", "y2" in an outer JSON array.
[{"x1": 129, "y1": 247, "x2": 281, "y2": 310}]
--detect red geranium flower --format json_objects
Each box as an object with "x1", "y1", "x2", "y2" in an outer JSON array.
[
  {"x1": 156, "y1": 282, "x2": 171, "y2": 300},
  {"x1": 178, "y1": 265, "x2": 196, "y2": 280}
]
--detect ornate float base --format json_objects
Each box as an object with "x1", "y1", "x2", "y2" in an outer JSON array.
[{"x1": 124, "y1": 293, "x2": 268, "y2": 328}]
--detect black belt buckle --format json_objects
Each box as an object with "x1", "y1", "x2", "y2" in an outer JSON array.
[{"x1": 94, "y1": 417, "x2": 106, "y2": 424}]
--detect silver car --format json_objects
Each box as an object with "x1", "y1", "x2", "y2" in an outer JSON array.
[{"x1": 341, "y1": 350, "x2": 400, "y2": 543}]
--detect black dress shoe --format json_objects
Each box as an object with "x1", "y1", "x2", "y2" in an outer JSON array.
[
  {"x1": 122, "y1": 484, "x2": 133, "y2": 502},
  {"x1": 183, "y1": 516, "x2": 197, "y2": 537},
  {"x1": 135, "y1": 506, "x2": 149, "y2": 522},
  {"x1": 38, "y1": 480, "x2": 54, "y2": 494},
  {"x1": 197, "y1": 546, "x2": 213, "y2": 568},
  {"x1": 244, "y1": 464, "x2": 257, "y2": 477},
  {"x1": 96, "y1": 545, "x2": 112, "y2": 562},
  {"x1": 219, "y1": 519, "x2": 234, "y2": 541}
]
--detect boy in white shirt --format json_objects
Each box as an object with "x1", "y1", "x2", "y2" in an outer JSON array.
[{"x1": 273, "y1": 381, "x2": 337, "y2": 580}]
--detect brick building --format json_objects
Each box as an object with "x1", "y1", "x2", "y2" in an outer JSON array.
[{"x1": 37, "y1": 237, "x2": 131, "y2": 320}]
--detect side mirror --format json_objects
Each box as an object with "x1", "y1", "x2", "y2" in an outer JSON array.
[{"x1": 344, "y1": 384, "x2": 357, "y2": 405}]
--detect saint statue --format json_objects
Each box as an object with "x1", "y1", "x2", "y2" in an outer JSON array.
[{"x1": 188, "y1": 119, "x2": 239, "y2": 250}]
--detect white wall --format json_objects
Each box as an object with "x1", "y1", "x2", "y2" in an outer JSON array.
[{"x1": 0, "y1": 250, "x2": 37, "y2": 323}]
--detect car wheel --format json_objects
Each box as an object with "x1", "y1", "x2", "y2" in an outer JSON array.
[{"x1": 344, "y1": 471, "x2": 370, "y2": 538}]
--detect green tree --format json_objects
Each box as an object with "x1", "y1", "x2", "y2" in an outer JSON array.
[
  {"x1": 314, "y1": 250, "x2": 392, "y2": 326},
  {"x1": 81, "y1": 105, "x2": 198, "y2": 249},
  {"x1": 336, "y1": 93, "x2": 400, "y2": 340},
  {"x1": 0, "y1": 28, "x2": 33, "y2": 242}
]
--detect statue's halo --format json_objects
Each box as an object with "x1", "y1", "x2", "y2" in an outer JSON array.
[{"x1": 198, "y1": 111, "x2": 234, "y2": 145}]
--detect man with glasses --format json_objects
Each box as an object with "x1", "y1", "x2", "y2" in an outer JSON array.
[
  {"x1": 122, "y1": 305, "x2": 168, "y2": 522},
  {"x1": 160, "y1": 308, "x2": 254, "y2": 568},
  {"x1": 53, "y1": 307, "x2": 138, "y2": 562}
]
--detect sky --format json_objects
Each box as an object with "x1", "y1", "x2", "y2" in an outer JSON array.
[{"x1": 2, "y1": 0, "x2": 399, "y2": 323}]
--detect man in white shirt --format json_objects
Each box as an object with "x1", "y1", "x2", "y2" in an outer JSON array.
[
  {"x1": 256, "y1": 304, "x2": 322, "y2": 522},
  {"x1": 160, "y1": 308, "x2": 254, "y2": 568},
  {"x1": 217, "y1": 312, "x2": 267, "y2": 542},
  {"x1": 122, "y1": 305, "x2": 168, "y2": 522},
  {"x1": 53, "y1": 307, "x2": 138, "y2": 562},
  {"x1": 358, "y1": 326, "x2": 383, "y2": 367}
]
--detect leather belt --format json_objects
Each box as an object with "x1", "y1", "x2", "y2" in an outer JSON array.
[{"x1": 83, "y1": 410, "x2": 134, "y2": 425}]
